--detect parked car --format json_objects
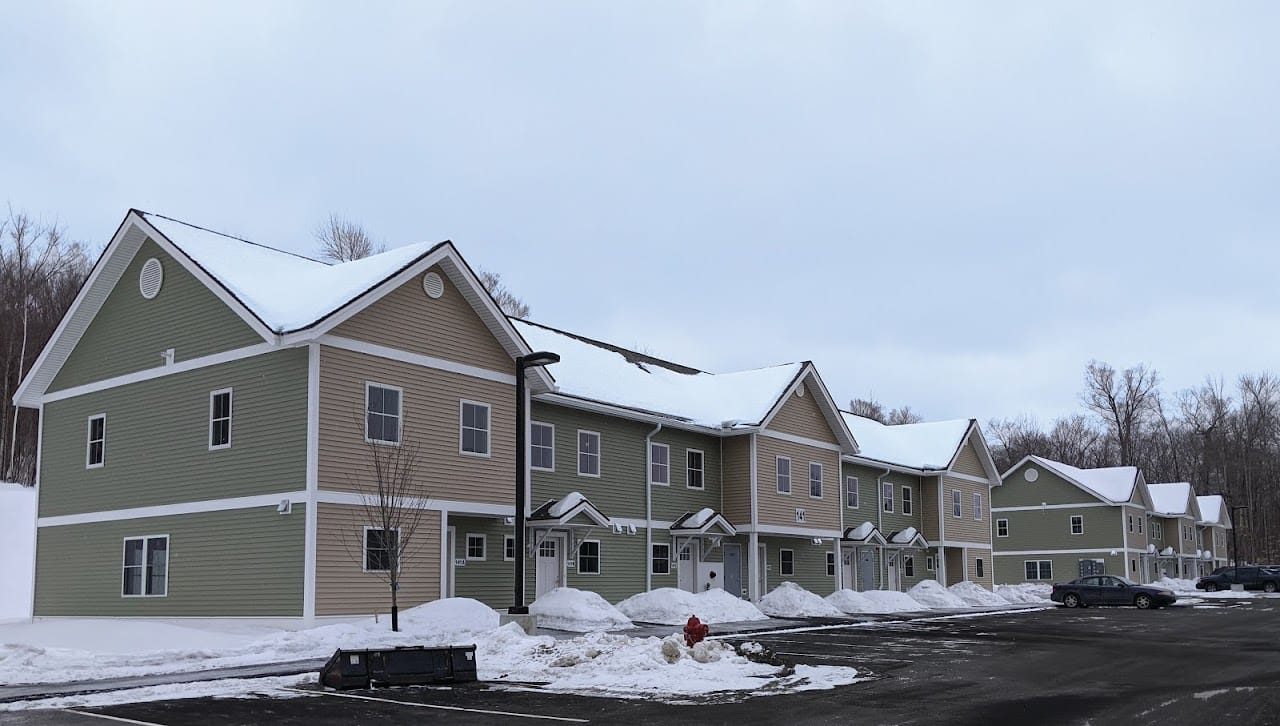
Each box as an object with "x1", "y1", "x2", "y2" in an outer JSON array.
[
  {"x1": 1196, "y1": 567, "x2": 1280, "y2": 593},
  {"x1": 1051, "y1": 576, "x2": 1177, "y2": 609}
]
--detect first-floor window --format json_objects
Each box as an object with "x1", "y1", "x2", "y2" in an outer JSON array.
[
  {"x1": 1131, "y1": 559, "x2": 1137, "y2": 574},
  {"x1": 904, "y1": 556, "x2": 915, "y2": 577},
  {"x1": 780, "y1": 549, "x2": 795, "y2": 576},
  {"x1": 826, "y1": 552, "x2": 835, "y2": 576},
  {"x1": 1070, "y1": 515, "x2": 1084, "y2": 535},
  {"x1": 996, "y1": 518, "x2": 1009, "y2": 537},
  {"x1": 1025, "y1": 560, "x2": 1052, "y2": 581},
  {"x1": 122, "y1": 535, "x2": 168, "y2": 596},
  {"x1": 466, "y1": 534, "x2": 486, "y2": 560},
  {"x1": 365, "y1": 528, "x2": 398, "y2": 572},
  {"x1": 651, "y1": 544, "x2": 670, "y2": 575},
  {"x1": 578, "y1": 540, "x2": 600, "y2": 574},
  {"x1": 504, "y1": 535, "x2": 515, "y2": 561},
  {"x1": 687, "y1": 449, "x2": 705, "y2": 489},
  {"x1": 952, "y1": 489, "x2": 962, "y2": 517},
  {"x1": 927, "y1": 556, "x2": 936, "y2": 571},
  {"x1": 846, "y1": 476, "x2": 859, "y2": 508},
  {"x1": 976, "y1": 558, "x2": 984, "y2": 578}
]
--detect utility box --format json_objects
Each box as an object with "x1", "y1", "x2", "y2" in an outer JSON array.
[
  {"x1": 320, "y1": 645, "x2": 478, "y2": 689},
  {"x1": 697, "y1": 562, "x2": 724, "y2": 591}
]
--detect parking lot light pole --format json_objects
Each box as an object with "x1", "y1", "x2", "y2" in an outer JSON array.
[{"x1": 510, "y1": 351, "x2": 560, "y2": 615}]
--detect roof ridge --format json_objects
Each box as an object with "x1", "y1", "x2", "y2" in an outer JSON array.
[
  {"x1": 140, "y1": 210, "x2": 329, "y2": 266},
  {"x1": 513, "y1": 317, "x2": 706, "y2": 375}
]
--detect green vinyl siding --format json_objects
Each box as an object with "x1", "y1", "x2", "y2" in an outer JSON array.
[
  {"x1": 841, "y1": 462, "x2": 924, "y2": 537},
  {"x1": 50, "y1": 239, "x2": 262, "y2": 392},
  {"x1": 518, "y1": 528, "x2": 666, "y2": 605},
  {"x1": 451, "y1": 516, "x2": 515, "y2": 610},
  {"x1": 993, "y1": 552, "x2": 1126, "y2": 586},
  {"x1": 34, "y1": 505, "x2": 304, "y2": 616},
  {"x1": 530, "y1": 402, "x2": 723, "y2": 523},
  {"x1": 760, "y1": 536, "x2": 837, "y2": 597},
  {"x1": 993, "y1": 506, "x2": 1123, "y2": 552},
  {"x1": 40, "y1": 348, "x2": 308, "y2": 517},
  {"x1": 995, "y1": 461, "x2": 1103, "y2": 507}
]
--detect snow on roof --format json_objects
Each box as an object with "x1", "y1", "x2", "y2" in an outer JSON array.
[
  {"x1": 1197, "y1": 495, "x2": 1225, "y2": 524},
  {"x1": 845, "y1": 522, "x2": 876, "y2": 541},
  {"x1": 548, "y1": 492, "x2": 587, "y2": 518},
  {"x1": 1148, "y1": 482, "x2": 1193, "y2": 516},
  {"x1": 1033, "y1": 457, "x2": 1138, "y2": 503},
  {"x1": 841, "y1": 413, "x2": 971, "y2": 470},
  {"x1": 889, "y1": 526, "x2": 919, "y2": 544},
  {"x1": 685, "y1": 508, "x2": 717, "y2": 528},
  {"x1": 513, "y1": 319, "x2": 803, "y2": 429},
  {"x1": 142, "y1": 213, "x2": 444, "y2": 332}
]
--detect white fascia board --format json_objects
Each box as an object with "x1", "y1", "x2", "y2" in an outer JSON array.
[
  {"x1": 737, "y1": 524, "x2": 841, "y2": 538},
  {"x1": 992, "y1": 502, "x2": 1114, "y2": 512},
  {"x1": 39, "y1": 490, "x2": 308, "y2": 527},
  {"x1": 842, "y1": 455, "x2": 939, "y2": 477},
  {"x1": 758, "y1": 364, "x2": 858, "y2": 453},
  {"x1": 994, "y1": 548, "x2": 1148, "y2": 556}
]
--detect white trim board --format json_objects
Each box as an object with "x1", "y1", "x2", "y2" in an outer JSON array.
[
  {"x1": 319, "y1": 335, "x2": 516, "y2": 386},
  {"x1": 758, "y1": 429, "x2": 843, "y2": 453},
  {"x1": 992, "y1": 502, "x2": 1113, "y2": 512},
  {"x1": 39, "y1": 490, "x2": 309, "y2": 527},
  {"x1": 944, "y1": 472, "x2": 993, "y2": 485},
  {"x1": 938, "y1": 540, "x2": 993, "y2": 550},
  {"x1": 303, "y1": 343, "x2": 320, "y2": 622},
  {"x1": 738, "y1": 524, "x2": 842, "y2": 538},
  {"x1": 314, "y1": 489, "x2": 516, "y2": 517},
  {"x1": 39, "y1": 342, "x2": 278, "y2": 404},
  {"x1": 993, "y1": 548, "x2": 1149, "y2": 556}
]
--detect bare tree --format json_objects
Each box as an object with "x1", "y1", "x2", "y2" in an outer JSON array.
[
  {"x1": 316, "y1": 214, "x2": 384, "y2": 262},
  {"x1": 1081, "y1": 360, "x2": 1161, "y2": 466},
  {"x1": 478, "y1": 269, "x2": 530, "y2": 319},
  {"x1": 848, "y1": 397, "x2": 886, "y2": 423},
  {"x1": 885, "y1": 406, "x2": 924, "y2": 425}
]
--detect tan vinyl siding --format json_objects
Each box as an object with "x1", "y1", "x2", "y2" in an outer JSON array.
[
  {"x1": 317, "y1": 346, "x2": 515, "y2": 506},
  {"x1": 1122, "y1": 505, "x2": 1149, "y2": 554},
  {"x1": 921, "y1": 477, "x2": 940, "y2": 542},
  {"x1": 966, "y1": 548, "x2": 994, "y2": 589},
  {"x1": 951, "y1": 436, "x2": 987, "y2": 478},
  {"x1": 40, "y1": 348, "x2": 308, "y2": 517},
  {"x1": 315, "y1": 503, "x2": 442, "y2": 616},
  {"x1": 944, "y1": 548, "x2": 965, "y2": 586},
  {"x1": 767, "y1": 388, "x2": 837, "y2": 445},
  {"x1": 755, "y1": 435, "x2": 840, "y2": 530},
  {"x1": 50, "y1": 238, "x2": 262, "y2": 391},
  {"x1": 722, "y1": 435, "x2": 752, "y2": 523},
  {"x1": 331, "y1": 265, "x2": 511, "y2": 374},
  {"x1": 994, "y1": 460, "x2": 1100, "y2": 507},
  {"x1": 34, "y1": 506, "x2": 304, "y2": 616},
  {"x1": 941, "y1": 474, "x2": 991, "y2": 544}
]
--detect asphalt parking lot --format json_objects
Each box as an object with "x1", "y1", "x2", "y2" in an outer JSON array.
[{"x1": 9, "y1": 599, "x2": 1280, "y2": 725}]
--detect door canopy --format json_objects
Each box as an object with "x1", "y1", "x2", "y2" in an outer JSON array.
[{"x1": 528, "y1": 492, "x2": 611, "y2": 528}]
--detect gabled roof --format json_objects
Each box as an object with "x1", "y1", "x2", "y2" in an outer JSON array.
[
  {"x1": 1196, "y1": 495, "x2": 1233, "y2": 528},
  {"x1": 886, "y1": 527, "x2": 929, "y2": 548},
  {"x1": 669, "y1": 508, "x2": 737, "y2": 537},
  {"x1": 1148, "y1": 482, "x2": 1201, "y2": 519},
  {"x1": 15, "y1": 210, "x2": 551, "y2": 407},
  {"x1": 513, "y1": 318, "x2": 857, "y2": 449},
  {"x1": 1005, "y1": 456, "x2": 1142, "y2": 505},
  {"x1": 842, "y1": 521, "x2": 887, "y2": 545},
  {"x1": 529, "y1": 492, "x2": 611, "y2": 528},
  {"x1": 841, "y1": 414, "x2": 1001, "y2": 482}
]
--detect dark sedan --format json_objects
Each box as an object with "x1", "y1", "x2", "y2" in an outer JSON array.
[{"x1": 1050, "y1": 575, "x2": 1177, "y2": 609}]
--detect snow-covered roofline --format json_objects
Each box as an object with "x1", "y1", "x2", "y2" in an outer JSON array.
[{"x1": 1005, "y1": 455, "x2": 1141, "y2": 505}]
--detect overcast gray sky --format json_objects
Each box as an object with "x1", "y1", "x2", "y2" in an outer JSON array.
[{"x1": 4, "y1": 2, "x2": 1278, "y2": 425}]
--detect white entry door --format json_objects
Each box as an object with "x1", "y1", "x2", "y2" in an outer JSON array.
[
  {"x1": 677, "y1": 542, "x2": 698, "y2": 593},
  {"x1": 886, "y1": 553, "x2": 900, "y2": 591},
  {"x1": 535, "y1": 534, "x2": 565, "y2": 597}
]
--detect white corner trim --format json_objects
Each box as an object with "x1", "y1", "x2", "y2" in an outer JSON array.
[
  {"x1": 319, "y1": 335, "x2": 516, "y2": 386},
  {"x1": 39, "y1": 490, "x2": 310, "y2": 528},
  {"x1": 303, "y1": 343, "x2": 320, "y2": 621},
  {"x1": 40, "y1": 343, "x2": 279, "y2": 405},
  {"x1": 439, "y1": 511, "x2": 449, "y2": 598},
  {"x1": 28, "y1": 405, "x2": 44, "y2": 619},
  {"x1": 758, "y1": 429, "x2": 844, "y2": 453},
  {"x1": 991, "y1": 502, "x2": 1113, "y2": 512}
]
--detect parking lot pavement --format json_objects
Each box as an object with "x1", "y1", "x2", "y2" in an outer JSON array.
[{"x1": 7, "y1": 599, "x2": 1280, "y2": 725}]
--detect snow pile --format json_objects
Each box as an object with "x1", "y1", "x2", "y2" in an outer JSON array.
[
  {"x1": 1155, "y1": 577, "x2": 1200, "y2": 592},
  {"x1": 530, "y1": 588, "x2": 633, "y2": 632},
  {"x1": 758, "y1": 582, "x2": 843, "y2": 618},
  {"x1": 906, "y1": 580, "x2": 968, "y2": 609},
  {"x1": 948, "y1": 581, "x2": 1009, "y2": 607},
  {"x1": 616, "y1": 588, "x2": 767, "y2": 625},
  {"x1": 861, "y1": 590, "x2": 929, "y2": 613},
  {"x1": 0, "y1": 483, "x2": 36, "y2": 620},
  {"x1": 996, "y1": 583, "x2": 1052, "y2": 603},
  {"x1": 825, "y1": 589, "x2": 877, "y2": 614}
]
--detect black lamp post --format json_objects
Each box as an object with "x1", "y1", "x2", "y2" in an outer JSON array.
[{"x1": 510, "y1": 351, "x2": 560, "y2": 615}]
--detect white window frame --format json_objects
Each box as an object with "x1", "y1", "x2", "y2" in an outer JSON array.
[
  {"x1": 973, "y1": 492, "x2": 983, "y2": 521},
  {"x1": 686, "y1": 449, "x2": 705, "y2": 490},
  {"x1": 951, "y1": 489, "x2": 962, "y2": 518},
  {"x1": 504, "y1": 535, "x2": 515, "y2": 562},
  {"x1": 904, "y1": 555, "x2": 915, "y2": 577},
  {"x1": 1070, "y1": 515, "x2": 1084, "y2": 536},
  {"x1": 363, "y1": 526, "x2": 401, "y2": 573},
  {"x1": 926, "y1": 555, "x2": 936, "y2": 571},
  {"x1": 996, "y1": 518, "x2": 1009, "y2": 538},
  {"x1": 577, "y1": 539, "x2": 601, "y2": 575},
  {"x1": 826, "y1": 552, "x2": 836, "y2": 577},
  {"x1": 86, "y1": 413, "x2": 106, "y2": 469},
  {"x1": 776, "y1": 456, "x2": 792, "y2": 495},
  {"x1": 459, "y1": 400, "x2": 491, "y2": 457},
  {"x1": 530, "y1": 421, "x2": 555, "y2": 472},
  {"x1": 1137, "y1": 516, "x2": 1144, "y2": 534},
  {"x1": 846, "y1": 476, "x2": 859, "y2": 508},
  {"x1": 901, "y1": 485, "x2": 913, "y2": 515},
  {"x1": 882, "y1": 482, "x2": 894, "y2": 513},
  {"x1": 809, "y1": 462, "x2": 823, "y2": 499},
  {"x1": 364, "y1": 382, "x2": 403, "y2": 446},
  {"x1": 577, "y1": 430, "x2": 601, "y2": 477},
  {"x1": 649, "y1": 442, "x2": 670, "y2": 485},
  {"x1": 976, "y1": 558, "x2": 984, "y2": 578},
  {"x1": 1127, "y1": 514, "x2": 1134, "y2": 533},
  {"x1": 651, "y1": 543, "x2": 671, "y2": 575},
  {"x1": 465, "y1": 533, "x2": 487, "y2": 561},
  {"x1": 1024, "y1": 559, "x2": 1053, "y2": 581},
  {"x1": 121, "y1": 534, "x2": 169, "y2": 597},
  {"x1": 208, "y1": 388, "x2": 233, "y2": 451},
  {"x1": 779, "y1": 548, "x2": 795, "y2": 576}
]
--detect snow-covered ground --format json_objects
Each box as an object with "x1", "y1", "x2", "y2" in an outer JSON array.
[
  {"x1": 826, "y1": 589, "x2": 927, "y2": 614},
  {"x1": 948, "y1": 581, "x2": 1009, "y2": 607},
  {"x1": 0, "y1": 598, "x2": 865, "y2": 711},
  {"x1": 906, "y1": 580, "x2": 969, "y2": 609},
  {"x1": 0, "y1": 483, "x2": 36, "y2": 620},
  {"x1": 529, "y1": 588, "x2": 633, "y2": 632},
  {"x1": 758, "y1": 582, "x2": 843, "y2": 617},
  {"x1": 616, "y1": 588, "x2": 768, "y2": 625},
  {"x1": 996, "y1": 583, "x2": 1052, "y2": 603}
]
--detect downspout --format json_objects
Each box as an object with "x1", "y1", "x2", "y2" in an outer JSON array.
[
  {"x1": 877, "y1": 467, "x2": 891, "y2": 589},
  {"x1": 644, "y1": 422, "x2": 663, "y2": 592}
]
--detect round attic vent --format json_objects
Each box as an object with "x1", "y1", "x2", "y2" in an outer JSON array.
[
  {"x1": 1025, "y1": 468, "x2": 1039, "y2": 482},
  {"x1": 796, "y1": 384, "x2": 806, "y2": 398},
  {"x1": 422, "y1": 271, "x2": 444, "y2": 299},
  {"x1": 139, "y1": 258, "x2": 163, "y2": 299}
]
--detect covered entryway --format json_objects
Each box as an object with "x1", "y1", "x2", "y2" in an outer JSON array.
[
  {"x1": 885, "y1": 527, "x2": 930, "y2": 591},
  {"x1": 535, "y1": 533, "x2": 566, "y2": 597},
  {"x1": 841, "y1": 522, "x2": 887, "y2": 592},
  {"x1": 668, "y1": 508, "x2": 738, "y2": 595},
  {"x1": 527, "y1": 492, "x2": 612, "y2": 599}
]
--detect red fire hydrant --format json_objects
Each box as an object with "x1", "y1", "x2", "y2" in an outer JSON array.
[{"x1": 683, "y1": 615, "x2": 709, "y2": 647}]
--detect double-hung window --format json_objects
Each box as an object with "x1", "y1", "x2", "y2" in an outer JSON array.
[
  {"x1": 122, "y1": 535, "x2": 168, "y2": 597},
  {"x1": 846, "y1": 476, "x2": 859, "y2": 508},
  {"x1": 1137, "y1": 517, "x2": 1144, "y2": 535},
  {"x1": 364, "y1": 528, "x2": 399, "y2": 572},
  {"x1": 952, "y1": 489, "x2": 962, "y2": 518},
  {"x1": 779, "y1": 549, "x2": 795, "y2": 576},
  {"x1": 365, "y1": 383, "x2": 402, "y2": 444},
  {"x1": 776, "y1": 457, "x2": 791, "y2": 494},
  {"x1": 687, "y1": 450, "x2": 704, "y2": 490},
  {"x1": 996, "y1": 518, "x2": 1009, "y2": 537},
  {"x1": 651, "y1": 544, "x2": 671, "y2": 575},
  {"x1": 460, "y1": 401, "x2": 490, "y2": 455},
  {"x1": 904, "y1": 556, "x2": 915, "y2": 577},
  {"x1": 882, "y1": 482, "x2": 894, "y2": 513},
  {"x1": 531, "y1": 422, "x2": 555, "y2": 471},
  {"x1": 466, "y1": 534, "x2": 486, "y2": 560},
  {"x1": 809, "y1": 462, "x2": 823, "y2": 498},
  {"x1": 826, "y1": 552, "x2": 836, "y2": 576},
  {"x1": 87, "y1": 414, "x2": 106, "y2": 468},
  {"x1": 209, "y1": 389, "x2": 232, "y2": 450},
  {"x1": 973, "y1": 492, "x2": 983, "y2": 521},
  {"x1": 901, "y1": 486, "x2": 913, "y2": 515},
  {"x1": 1070, "y1": 515, "x2": 1084, "y2": 535},
  {"x1": 976, "y1": 558, "x2": 984, "y2": 578},
  {"x1": 1024, "y1": 560, "x2": 1052, "y2": 581},
  {"x1": 577, "y1": 541, "x2": 600, "y2": 575},
  {"x1": 650, "y1": 443, "x2": 670, "y2": 485},
  {"x1": 504, "y1": 535, "x2": 515, "y2": 561},
  {"x1": 1128, "y1": 514, "x2": 1134, "y2": 533},
  {"x1": 578, "y1": 431, "x2": 601, "y2": 477}
]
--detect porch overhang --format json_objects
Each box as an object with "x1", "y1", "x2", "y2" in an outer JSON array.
[
  {"x1": 886, "y1": 527, "x2": 930, "y2": 549},
  {"x1": 668, "y1": 508, "x2": 737, "y2": 538},
  {"x1": 841, "y1": 521, "x2": 888, "y2": 546},
  {"x1": 528, "y1": 491, "x2": 611, "y2": 529}
]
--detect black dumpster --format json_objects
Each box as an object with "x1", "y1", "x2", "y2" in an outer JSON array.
[{"x1": 320, "y1": 645, "x2": 478, "y2": 689}]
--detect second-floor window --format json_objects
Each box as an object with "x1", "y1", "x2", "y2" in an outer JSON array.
[
  {"x1": 209, "y1": 389, "x2": 232, "y2": 450},
  {"x1": 1128, "y1": 514, "x2": 1134, "y2": 533},
  {"x1": 86, "y1": 413, "x2": 106, "y2": 468},
  {"x1": 996, "y1": 518, "x2": 1009, "y2": 537},
  {"x1": 365, "y1": 383, "x2": 402, "y2": 445},
  {"x1": 952, "y1": 489, "x2": 962, "y2": 518},
  {"x1": 1070, "y1": 515, "x2": 1084, "y2": 535},
  {"x1": 973, "y1": 492, "x2": 983, "y2": 521},
  {"x1": 460, "y1": 401, "x2": 490, "y2": 455},
  {"x1": 882, "y1": 482, "x2": 894, "y2": 513},
  {"x1": 776, "y1": 457, "x2": 791, "y2": 494},
  {"x1": 650, "y1": 443, "x2": 669, "y2": 485},
  {"x1": 531, "y1": 422, "x2": 554, "y2": 471},
  {"x1": 846, "y1": 476, "x2": 859, "y2": 508},
  {"x1": 809, "y1": 462, "x2": 823, "y2": 498},
  {"x1": 687, "y1": 449, "x2": 704, "y2": 490},
  {"x1": 901, "y1": 486, "x2": 913, "y2": 515},
  {"x1": 1137, "y1": 517, "x2": 1144, "y2": 534},
  {"x1": 578, "y1": 431, "x2": 600, "y2": 477}
]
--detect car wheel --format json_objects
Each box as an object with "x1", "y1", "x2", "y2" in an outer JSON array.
[
  {"x1": 1205, "y1": 583, "x2": 1219, "y2": 592},
  {"x1": 1265, "y1": 582, "x2": 1277, "y2": 594},
  {"x1": 1063, "y1": 593, "x2": 1080, "y2": 608},
  {"x1": 1135, "y1": 594, "x2": 1153, "y2": 609}
]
